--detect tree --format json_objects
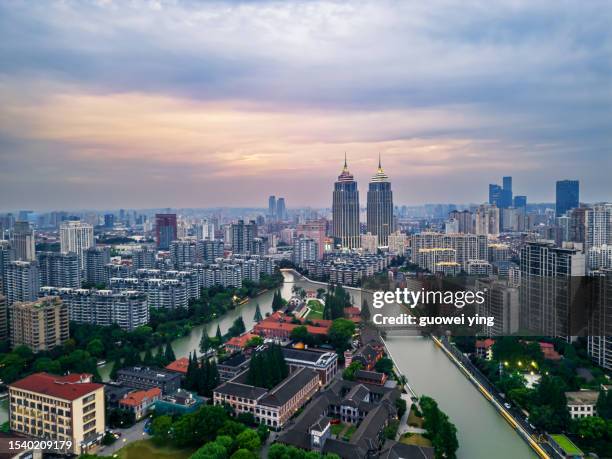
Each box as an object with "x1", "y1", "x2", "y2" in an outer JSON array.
[
  {"x1": 230, "y1": 449, "x2": 257, "y2": 459},
  {"x1": 272, "y1": 290, "x2": 284, "y2": 311},
  {"x1": 343, "y1": 362, "x2": 363, "y2": 381},
  {"x1": 328, "y1": 318, "x2": 356, "y2": 353},
  {"x1": 360, "y1": 298, "x2": 371, "y2": 322},
  {"x1": 236, "y1": 429, "x2": 261, "y2": 452},
  {"x1": 151, "y1": 415, "x2": 173, "y2": 445},
  {"x1": 86, "y1": 338, "x2": 104, "y2": 357},
  {"x1": 375, "y1": 357, "x2": 394, "y2": 375},
  {"x1": 164, "y1": 342, "x2": 176, "y2": 364},
  {"x1": 216, "y1": 325, "x2": 223, "y2": 342},
  {"x1": 190, "y1": 441, "x2": 227, "y2": 459},
  {"x1": 247, "y1": 345, "x2": 288, "y2": 389},
  {"x1": 245, "y1": 336, "x2": 264, "y2": 348},
  {"x1": 253, "y1": 303, "x2": 263, "y2": 322},
  {"x1": 596, "y1": 390, "x2": 612, "y2": 420},
  {"x1": 290, "y1": 325, "x2": 309, "y2": 343},
  {"x1": 200, "y1": 333, "x2": 212, "y2": 355}
]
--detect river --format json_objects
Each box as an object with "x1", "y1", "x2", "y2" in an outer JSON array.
[{"x1": 0, "y1": 271, "x2": 536, "y2": 457}]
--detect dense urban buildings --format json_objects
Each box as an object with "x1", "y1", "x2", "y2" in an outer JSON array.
[
  {"x1": 366, "y1": 157, "x2": 394, "y2": 246},
  {"x1": 38, "y1": 251, "x2": 81, "y2": 288},
  {"x1": 231, "y1": 219, "x2": 257, "y2": 254},
  {"x1": 332, "y1": 157, "x2": 360, "y2": 249},
  {"x1": 5, "y1": 260, "x2": 40, "y2": 306}
]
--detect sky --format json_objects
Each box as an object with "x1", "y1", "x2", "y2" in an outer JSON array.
[{"x1": 1, "y1": 0, "x2": 611, "y2": 211}]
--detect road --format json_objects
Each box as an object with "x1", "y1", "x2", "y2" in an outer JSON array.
[
  {"x1": 97, "y1": 418, "x2": 151, "y2": 457},
  {"x1": 432, "y1": 336, "x2": 559, "y2": 459}
]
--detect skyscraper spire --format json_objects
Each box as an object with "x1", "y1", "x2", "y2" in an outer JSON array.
[
  {"x1": 343, "y1": 152, "x2": 348, "y2": 171},
  {"x1": 378, "y1": 152, "x2": 382, "y2": 170}
]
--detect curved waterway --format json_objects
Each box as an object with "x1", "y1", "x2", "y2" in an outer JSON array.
[
  {"x1": 0, "y1": 271, "x2": 536, "y2": 458},
  {"x1": 386, "y1": 335, "x2": 537, "y2": 458}
]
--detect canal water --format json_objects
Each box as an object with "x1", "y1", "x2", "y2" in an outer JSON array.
[
  {"x1": 0, "y1": 271, "x2": 535, "y2": 457},
  {"x1": 386, "y1": 335, "x2": 537, "y2": 458}
]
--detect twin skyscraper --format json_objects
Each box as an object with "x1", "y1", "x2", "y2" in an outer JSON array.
[{"x1": 332, "y1": 155, "x2": 394, "y2": 250}]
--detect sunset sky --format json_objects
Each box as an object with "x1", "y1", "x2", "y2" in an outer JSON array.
[{"x1": 1, "y1": 0, "x2": 611, "y2": 210}]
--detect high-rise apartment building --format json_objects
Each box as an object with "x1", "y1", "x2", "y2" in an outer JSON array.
[
  {"x1": 12, "y1": 221, "x2": 36, "y2": 261},
  {"x1": 9, "y1": 296, "x2": 69, "y2": 352},
  {"x1": 9, "y1": 372, "x2": 105, "y2": 455},
  {"x1": 155, "y1": 213, "x2": 177, "y2": 250},
  {"x1": 293, "y1": 236, "x2": 318, "y2": 268},
  {"x1": 519, "y1": 241, "x2": 585, "y2": 337},
  {"x1": 0, "y1": 240, "x2": 13, "y2": 295},
  {"x1": 475, "y1": 204, "x2": 500, "y2": 236},
  {"x1": 388, "y1": 231, "x2": 407, "y2": 256},
  {"x1": 448, "y1": 210, "x2": 474, "y2": 234},
  {"x1": 60, "y1": 221, "x2": 94, "y2": 268},
  {"x1": 360, "y1": 232, "x2": 379, "y2": 254},
  {"x1": 410, "y1": 233, "x2": 488, "y2": 270},
  {"x1": 366, "y1": 157, "x2": 394, "y2": 246},
  {"x1": 38, "y1": 251, "x2": 81, "y2": 288},
  {"x1": 231, "y1": 220, "x2": 257, "y2": 254},
  {"x1": 556, "y1": 179, "x2": 580, "y2": 217},
  {"x1": 84, "y1": 246, "x2": 111, "y2": 286},
  {"x1": 0, "y1": 294, "x2": 7, "y2": 341},
  {"x1": 197, "y1": 239, "x2": 224, "y2": 264},
  {"x1": 170, "y1": 239, "x2": 197, "y2": 269},
  {"x1": 588, "y1": 269, "x2": 612, "y2": 370},
  {"x1": 41, "y1": 287, "x2": 149, "y2": 331},
  {"x1": 131, "y1": 245, "x2": 157, "y2": 270},
  {"x1": 6, "y1": 260, "x2": 40, "y2": 305},
  {"x1": 296, "y1": 220, "x2": 326, "y2": 259},
  {"x1": 332, "y1": 156, "x2": 360, "y2": 249}
]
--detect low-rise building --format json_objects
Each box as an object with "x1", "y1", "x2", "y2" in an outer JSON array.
[
  {"x1": 116, "y1": 367, "x2": 182, "y2": 395},
  {"x1": 225, "y1": 332, "x2": 260, "y2": 353},
  {"x1": 213, "y1": 367, "x2": 319, "y2": 429},
  {"x1": 165, "y1": 357, "x2": 190, "y2": 375},
  {"x1": 282, "y1": 347, "x2": 338, "y2": 387},
  {"x1": 565, "y1": 390, "x2": 599, "y2": 419},
  {"x1": 475, "y1": 338, "x2": 495, "y2": 360},
  {"x1": 8, "y1": 373, "x2": 105, "y2": 455},
  {"x1": 218, "y1": 353, "x2": 251, "y2": 382},
  {"x1": 355, "y1": 369, "x2": 388, "y2": 386},
  {"x1": 119, "y1": 388, "x2": 162, "y2": 420}
]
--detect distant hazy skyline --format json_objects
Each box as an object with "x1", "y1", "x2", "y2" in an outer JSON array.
[{"x1": 1, "y1": 1, "x2": 611, "y2": 211}]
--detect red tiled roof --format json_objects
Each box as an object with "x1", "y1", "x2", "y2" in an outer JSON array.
[
  {"x1": 9, "y1": 373, "x2": 103, "y2": 401},
  {"x1": 226, "y1": 333, "x2": 259, "y2": 348},
  {"x1": 119, "y1": 388, "x2": 161, "y2": 407},
  {"x1": 165, "y1": 357, "x2": 190, "y2": 374},
  {"x1": 475, "y1": 338, "x2": 496, "y2": 349}
]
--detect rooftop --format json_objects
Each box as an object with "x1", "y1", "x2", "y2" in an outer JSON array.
[
  {"x1": 565, "y1": 390, "x2": 599, "y2": 405},
  {"x1": 9, "y1": 372, "x2": 102, "y2": 401},
  {"x1": 120, "y1": 387, "x2": 161, "y2": 407},
  {"x1": 259, "y1": 367, "x2": 318, "y2": 407},
  {"x1": 165, "y1": 357, "x2": 189, "y2": 374}
]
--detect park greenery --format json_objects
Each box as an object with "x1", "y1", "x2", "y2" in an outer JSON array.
[
  {"x1": 268, "y1": 444, "x2": 340, "y2": 459},
  {"x1": 183, "y1": 351, "x2": 220, "y2": 397}
]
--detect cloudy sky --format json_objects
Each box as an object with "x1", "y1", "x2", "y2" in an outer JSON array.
[{"x1": 1, "y1": 0, "x2": 611, "y2": 210}]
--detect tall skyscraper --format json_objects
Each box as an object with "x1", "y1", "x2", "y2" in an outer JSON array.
[
  {"x1": 231, "y1": 220, "x2": 257, "y2": 254},
  {"x1": 104, "y1": 213, "x2": 115, "y2": 228},
  {"x1": 366, "y1": 156, "x2": 394, "y2": 246},
  {"x1": 268, "y1": 195, "x2": 276, "y2": 220},
  {"x1": 556, "y1": 179, "x2": 580, "y2": 217},
  {"x1": 501, "y1": 176, "x2": 513, "y2": 209},
  {"x1": 12, "y1": 221, "x2": 36, "y2": 261},
  {"x1": 276, "y1": 197, "x2": 286, "y2": 221},
  {"x1": 513, "y1": 195, "x2": 527, "y2": 209},
  {"x1": 488, "y1": 184, "x2": 502, "y2": 207},
  {"x1": 332, "y1": 155, "x2": 360, "y2": 249},
  {"x1": 60, "y1": 221, "x2": 94, "y2": 268},
  {"x1": 475, "y1": 204, "x2": 500, "y2": 236},
  {"x1": 155, "y1": 213, "x2": 177, "y2": 250},
  {"x1": 292, "y1": 236, "x2": 318, "y2": 268}
]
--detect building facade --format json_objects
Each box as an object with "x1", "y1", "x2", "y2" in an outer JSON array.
[
  {"x1": 332, "y1": 157, "x2": 360, "y2": 250},
  {"x1": 366, "y1": 158, "x2": 394, "y2": 246},
  {"x1": 9, "y1": 297, "x2": 69, "y2": 352}
]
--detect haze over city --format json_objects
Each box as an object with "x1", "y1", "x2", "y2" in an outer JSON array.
[{"x1": 1, "y1": 0, "x2": 611, "y2": 210}]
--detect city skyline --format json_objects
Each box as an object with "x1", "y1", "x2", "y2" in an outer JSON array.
[{"x1": 1, "y1": 1, "x2": 611, "y2": 210}]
